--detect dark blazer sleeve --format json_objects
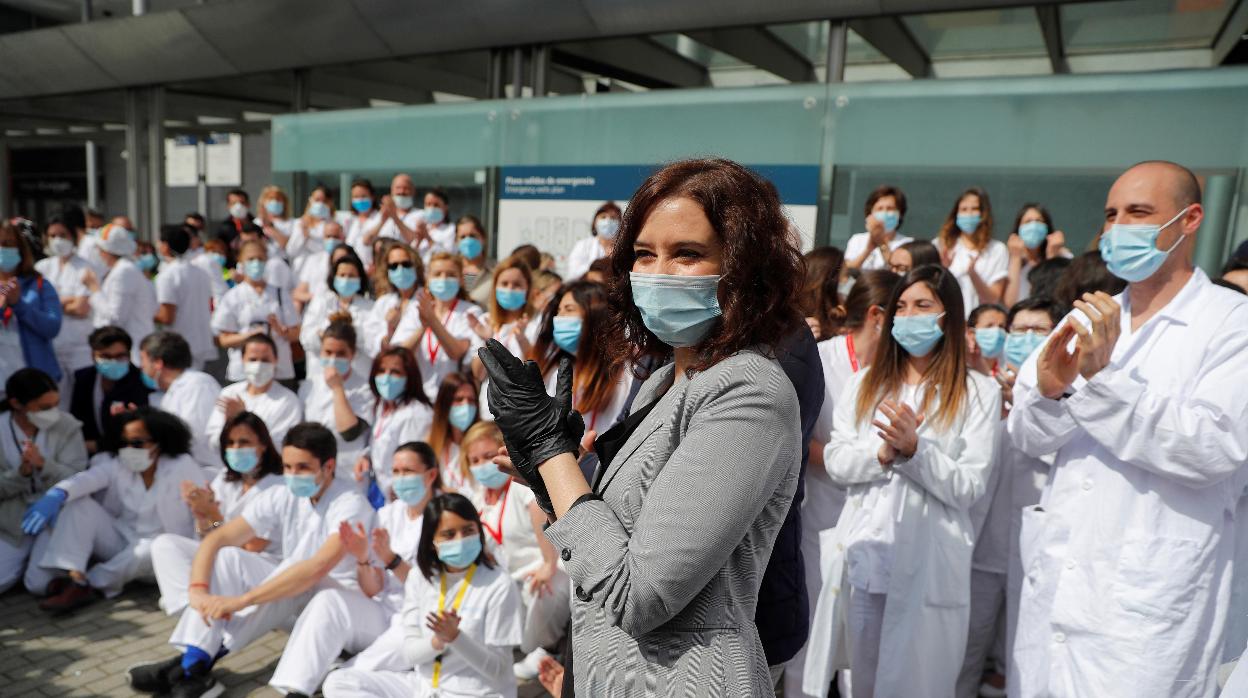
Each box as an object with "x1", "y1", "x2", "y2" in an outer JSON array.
[
  {"x1": 69, "y1": 366, "x2": 101, "y2": 446},
  {"x1": 97, "y1": 367, "x2": 153, "y2": 452}
]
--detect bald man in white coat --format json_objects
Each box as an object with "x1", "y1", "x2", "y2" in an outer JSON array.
[{"x1": 1008, "y1": 161, "x2": 1248, "y2": 698}]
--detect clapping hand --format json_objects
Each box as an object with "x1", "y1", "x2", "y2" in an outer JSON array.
[
  {"x1": 426, "y1": 610, "x2": 461, "y2": 649},
  {"x1": 477, "y1": 339, "x2": 584, "y2": 515},
  {"x1": 872, "y1": 400, "x2": 924, "y2": 461}
]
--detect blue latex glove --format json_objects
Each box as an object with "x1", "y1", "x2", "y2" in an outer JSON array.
[{"x1": 22, "y1": 488, "x2": 67, "y2": 536}]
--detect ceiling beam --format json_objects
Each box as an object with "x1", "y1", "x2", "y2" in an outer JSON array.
[
  {"x1": 684, "y1": 27, "x2": 816, "y2": 83},
  {"x1": 1213, "y1": 0, "x2": 1248, "y2": 64},
  {"x1": 1035, "y1": 6, "x2": 1069, "y2": 74},
  {"x1": 313, "y1": 68, "x2": 434, "y2": 104},
  {"x1": 847, "y1": 17, "x2": 931, "y2": 78},
  {"x1": 348, "y1": 57, "x2": 490, "y2": 99},
  {"x1": 553, "y1": 37, "x2": 709, "y2": 89}
]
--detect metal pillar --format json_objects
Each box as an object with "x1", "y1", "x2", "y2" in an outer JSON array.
[
  {"x1": 291, "y1": 69, "x2": 310, "y2": 206},
  {"x1": 124, "y1": 88, "x2": 144, "y2": 230},
  {"x1": 487, "y1": 49, "x2": 506, "y2": 99},
  {"x1": 826, "y1": 21, "x2": 847, "y2": 83},
  {"x1": 147, "y1": 86, "x2": 165, "y2": 234},
  {"x1": 531, "y1": 45, "x2": 550, "y2": 97},
  {"x1": 339, "y1": 172, "x2": 351, "y2": 211},
  {"x1": 80, "y1": 0, "x2": 92, "y2": 22},
  {"x1": 510, "y1": 47, "x2": 526, "y2": 98},
  {"x1": 0, "y1": 138, "x2": 9, "y2": 220},
  {"x1": 195, "y1": 140, "x2": 208, "y2": 217},
  {"x1": 132, "y1": 0, "x2": 147, "y2": 16}
]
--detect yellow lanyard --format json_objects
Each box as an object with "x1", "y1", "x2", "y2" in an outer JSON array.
[{"x1": 431, "y1": 563, "x2": 477, "y2": 688}]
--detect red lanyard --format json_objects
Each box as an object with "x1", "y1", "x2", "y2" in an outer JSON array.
[
  {"x1": 424, "y1": 299, "x2": 459, "y2": 364},
  {"x1": 481, "y1": 480, "x2": 510, "y2": 545},
  {"x1": 373, "y1": 404, "x2": 394, "y2": 442},
  {"x1": 847, "y1": 334, "x2": 859, "y2": 373}
]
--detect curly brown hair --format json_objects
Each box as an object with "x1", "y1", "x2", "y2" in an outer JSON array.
[{"x1": 606, "y1": 158, "x2": 805, "y2": 376}]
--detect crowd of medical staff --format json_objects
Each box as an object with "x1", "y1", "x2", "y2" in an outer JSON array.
[{"x1": 0, "y1": 160, "x2": 1246, "y2": 698}]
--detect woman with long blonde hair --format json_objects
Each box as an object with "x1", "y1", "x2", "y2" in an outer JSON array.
[{"x1": 806, "y1": 264, "x2": 1000, "y2": 698}]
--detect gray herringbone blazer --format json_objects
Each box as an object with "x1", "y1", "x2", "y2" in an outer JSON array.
[{"x1": 544, "y1": 350, "x2": 801, "y2": 697}]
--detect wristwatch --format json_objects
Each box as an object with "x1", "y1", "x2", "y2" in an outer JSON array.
[{"x1": 385, "y1": 554, "x2": 402, "y2": 571}]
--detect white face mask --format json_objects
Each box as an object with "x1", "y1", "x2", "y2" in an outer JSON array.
[
  {"x1": 27, "y1": 408, "x2": 60, "y2": 430},
  {"x1": 229, "y1": 202, "x2": 249, "y2": 220},
  {"x1": 47, "y1": 237, "x2": 75, "y2": 258},
  {"x1": 119, "y1": 446, "x2": 152, "y2": 473},
  {"x1": 243, "y1": 361, "x2": 276, "y2": 387}
]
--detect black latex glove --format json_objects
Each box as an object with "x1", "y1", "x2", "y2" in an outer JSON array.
[{"x1": 478, "y1": 339, "x2": 584, "y2": 514}]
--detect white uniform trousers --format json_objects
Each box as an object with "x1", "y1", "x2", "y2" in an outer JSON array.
[
  {"x1": 346, "y1": 618, "x2": 409, "y2": 671},
  {"x1": 0, "y1": 535, "x2": 32, "y2": 593},
  {"x1": 23, "y1": 496, "x2": 153, "y2": 597},
  {"x1": 957, "y1": 569, "x2": 1006, "y2": 698},
  {"x1": 847, "y1": 588, "x2": 886, "y2": 698},
  {"x1": 517, "y1": 568, "x2": 571, "y2": 653},
  {"x1": 168, "y1": 547, "x2": 305, "y2": 655},
  {"x1": 151, "y1": 533, "x2": 199, "y2": 615},
  {"x1": 322, "y1": 668, "x2": 419, "y2": 698},
  {"x1": 269, "y1": 587, "x2": 390, "y2": 695}
]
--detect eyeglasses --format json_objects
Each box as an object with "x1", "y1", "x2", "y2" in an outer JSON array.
[
  {"x1": 1009, "y1": 327, "x2": 1052, "y2": 336},
  {"x1": 120, "y1": 438, "x2": 152, "y2": 449},
  {"x1": 388, "y1": 261, "x2": 414, "y2": 271}
]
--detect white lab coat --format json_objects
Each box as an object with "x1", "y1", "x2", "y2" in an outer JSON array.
[
  {"x1": 804, "y1": 369, "x2": 1000, "y2": 697},
  {"x1": 160, "y1": 369, "x2": 222, "y2": 471},
  {"x1": 204, "y1": 381, "x2": 304, "y2": 465},
  {"x1": 155, "y1": 257, "x2": 217, "y2": 367},
  {"x1": 300, "y1": 294, "x2": 376, "y2": 379},
  {"x1": 367, "y1": 400, "x2": 433, "y2": 495},
  {"x1": 211, "y1": 281, "x2": 300, "y2": 381},
  {"x1": 299, "y1": 370, "x2": 376, "y2": 481},
  {"x1": 391, "y1": 299, "x2": 484, "y2": 401},
  {"x1": 90, "y1": 258, "x2": 157, "y2": 365},
  {"x1": 1007, "y1": 269, "x2": 1248, "y2": 698}
]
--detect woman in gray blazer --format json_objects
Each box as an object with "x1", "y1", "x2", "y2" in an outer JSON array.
[{"x1": 480, "y1": 158, "x2": 806, "y2": 697}]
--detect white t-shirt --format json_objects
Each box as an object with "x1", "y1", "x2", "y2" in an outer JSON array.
[
  {"x1": 295, "y1": 250, "x2": 330, "y2": 299},
  {"x1": 299, "y1": 370, "x2": 375, "y2": 479},
  {"x1": 843, "y1": 231, "x2": 914, "y2": 271},
  {"x1": 161, "y1": 369, "x2": 222, "y2": 470},
  {"x1": 417, "y1": 218, "x2": 457, "y2": 265},
  {"x1": 189, "y1": 253, "x2": 229, "y2": 304},
  {"x1": 90, "y1": 258, "x2": 157, "y2": 365},
  {"x1": 242, "y1": 477, "x2": 375, "y2": 590},
  {"x1": 287, "y1": 218, "x2": 327, "y2": 275},
  {"x1": 473, "y1": 481, "x2": 542, "y2": 578},
  {"x1": 34, "y1": 254, "x2": 94, "y2": 370},
  {"x1": 402, "y1": 561, "x2": 523, "y2": 697},
  {"x1": 566, "y1": 235, "x2": 609, "y2": 280},
  {"x1": 361, "y1": 292, "x2": 406, "y2": 359},
  {"x1": 155, "y1": 257, "x2": 217, "y2": 365},
  {"x1": 937, "y1": 237, "x2": 1009, "y2": 316},
  {"x1": 392, "y1": 299, "x2": 485, "y2": 401},
  {"x1": 211, "y1": 281, "x2": 300, "y2": 381},
  {"x1": 373, "y1": 501, "x2": 426, "y2": 613},
  {"x1": 369, "y1": 399, "x2": 434, "y2": 495},
  {"x1": 299, "y1": 294, "x2": 376, "y2": 379},
  {"x1": 210, "y1": 470, "x2": 283, "y2": 521},
  {"x1": 372, "y1": 209, "x2": 422, "y2": 246},
  {"x1": 205, "y1": 381, "x2": 304, "y2": 464},
  {"x1": 810, "y1": 335, "x2": 861, "y2": 534}
]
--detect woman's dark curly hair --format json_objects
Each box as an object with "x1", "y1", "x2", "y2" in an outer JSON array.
[
  {"x1": 115, "y1": 407, "x2": 192, "y2": 457},
  {"x1": 606, "y1": 158, "x2": 805, "y2": 376}
]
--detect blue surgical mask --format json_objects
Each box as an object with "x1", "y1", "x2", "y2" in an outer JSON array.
[
  {"x1": 392, "y1": 475, "x2": 428, "y2": 505},
  {"x1": 471, "y1": 461, "x2": 511, "y2": 489},
  {"x1": 436, "y1": 535, "x2": 482, "y2": 568},
  {"x1": 552, "y1": 316, "x2": 582, "y2": 354},
  {"x1": 891, "y1": 313, "x2": 945, "y2": 357},
  {"x1": 225, "y1": 447, "x2": 260, "y2": 474},
  {"x1": 141, "y1": 371, "x2": 158, "y2": 390},
  {"x1": 1, "y1": 246, "x2": 26, "y2": 272},
  {"x1": 428, "y1": 277, "x2": 460, "y2": 301},
  {"x1": 595, "y1": 217, "x2": 620, "y2": 239},
  {"x1": 1099, "y1": 206, "x2": 1189, "y2": 283},
  {"x1": 375, "y1": 374, "x2": 407, "y2": 401},
  {"x1": 324, "y1": 239, "x2": 341, "y2": 254},
  {"x1": 629, "y1": 272, "x2": 722, "y2": 348},
  {"x1": 208, "y1": 253, "x2": 226, "y2": 268},
  {"x1": 96, "y1": 359, "x2": 130, "y2": 381},
  {"x1": 974, "y1": 327, "x2": 1006, "y2": 359},
  {"x1": 138, "y1": 253, "x2": 158, "y2": 272},
  {"x1": 243, "y1": 259, "x2": 266, "y2": 280},
  {"x1": 285, "y1": 473, "x2": 320, "y2": 498},
  {"x1": 264, "y1": 200, "x2": 285, "y2": 217},
  {"x1": 1018, "y1": 221, "x2": 1049, "y2": 249},
  {"x1": 308, "y1": 201, "x2": 330, "y2": 220},
  {"x1": 449, "y1": 403, "x2": 477, "y2": 431},
  {"x1": 393, "y1": 194, "x2": 414, "y2": 210},
  {"x1": 874, "y1": 210, "x2": 901, "y2": 233},
  {"x1": 323, "y1": 356, "x2": 350, "y2": 376},
  {"x1": 388, "y1": 265, "x2": 417, "y2": 291},
  {"x1": 351, "y1": 198, "x2": 372, "y2": 213},
  {"x1": 423, "y1": 206, "x2": 445, "y2": 225},
  {"x1": 495, "y1": 287, "x2": 527, "y2": 311},
  {"x1": 333, "y1": 276, "x2": 361, "y2": 297},
  {"x1": 458, "y1": 236, "x2": 484, "y2": 260},
  {"x1": 956, "y1": 213, "x2": 981, "y2": 234},
  {"x1": 1005, "y1": 330, "x2": 1048, "y2": 368}
]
